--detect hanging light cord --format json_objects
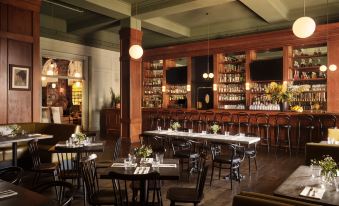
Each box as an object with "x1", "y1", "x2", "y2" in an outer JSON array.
[
  {"x1": 207, "y1": 12, "x2": 210, "y2": 74},
  {"x1": 303, "y1": 0, "x2": 306, "y2": 16}
]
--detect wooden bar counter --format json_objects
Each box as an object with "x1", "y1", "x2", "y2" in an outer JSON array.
[{"x1": 142, "y1": 108, "x2": 339, "y2": 150}]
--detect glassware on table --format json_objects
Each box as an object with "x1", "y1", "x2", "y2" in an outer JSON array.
[
  {"x1": 202, "y1": 131, "x2": 207, "y2": 134},
  {"x1": 157, "y1": 126, "x2": 161, "y2": 131},
  {"x1": 225, "y1": 131, "x2": 229, "y2": 136},
  {"x1": 124, "y1": 158, "x2": 132, "y2": 169},
  {"x1": 310, "y1": 165, "x2": 321, "y2": 179},
  {"x1": 188, "y1": 129, "x2": 193, "y2": 134},
  {"x1": 334, "y1": 176, "x2": 339, "y2": 192},
  {"x1": 153, "y1": 153, "x2": 161, "y2": 167}
]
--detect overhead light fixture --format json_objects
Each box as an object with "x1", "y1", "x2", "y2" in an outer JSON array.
[
  {"x1": 213, "y1": 84, "x2": 218, "y2": 91},
  {"x1": 186, "y1": 84, "x2": 191, "y2": 92},
  {"x1": 41, "y1": 76, "x2": 46, "y2": 81},
  {"x1": 51, "y1": 83, "x2": 56, "y2": 89},
  {"x1": 319, "y1": 0, "x2": 337, "y2": 72},
  {"x1": 203, "y1": 12, "x2": 214, "y2": 79},
  {"x1": 129, "y1": 0, "x2": 143, "y2": 60},
  {"x1": 292, "y1": 0, "x2": 316, "y2": 38},
  {"x1": 245, "y1": 82, "x2": 250, "y2": 91}
]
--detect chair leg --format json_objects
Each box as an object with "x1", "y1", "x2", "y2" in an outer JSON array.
[
  {"x1": 230, "y1": 167, "x2": 233, "y2": 190},
  {"x1": 266, "y1": 127, "x2": 270, "y2": 153},
  {"x1": 248, "y1": 157, "x2": 251, "y2": 175},
  {"x1": 218, "y1": 163, "x2": 221, "y2": 180},
  {"x1": 288, "y1": 128, "x2": 292, "y2": 157},
  {"x1": 275, "y1": 127, "x2": 280, "y2": 155}
]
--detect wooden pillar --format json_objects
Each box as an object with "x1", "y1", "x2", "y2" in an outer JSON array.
[
  {"x1": 119, "y1": 21, "x2": 143, "y2": 143},
  {"x1": 327, "y1": 35, "x2": 339, "y2": 112}
]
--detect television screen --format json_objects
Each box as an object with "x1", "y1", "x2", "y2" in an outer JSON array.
[
  {"x1": 250, "y1": 58, "x2": 283, "y2": 81},
  {"x1": 166, "y1": 66, "x2": 187, "y2": 84}
]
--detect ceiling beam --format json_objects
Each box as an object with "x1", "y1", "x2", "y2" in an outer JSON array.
[
  {"x1": 136, "y1": 0, "x2": 233, "y2": 20},
  {"x1": 239, "y1": 0, "x2": 288, "y2": 23},
  {"x1": 67, "y1": 16, "x2": 118, "y2": 34},
  {"x1": 143, "y1": 17, "x2": 191, "y2": 38},
  {"x1": 58, "y1": 0, "x2": 131, "y2": 19}
]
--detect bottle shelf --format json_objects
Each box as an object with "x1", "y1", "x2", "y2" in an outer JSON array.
[
  {"x1": 218, "y1": 92, "x2": 245, "y2": 94},
  {"x1": 290, "y1": 78, "x2": 327, "y2": 82},
  {"x1": 292, "y1": 53, "x2": 327, "y2": 59},
  {"x1": 219, "y1": 81, "x2": 245, "y2": 84},
  {"x1": 221, "y1": 60, "x2": 245, "y2": 64},
  {"x1": 290, "y1": 66, "x2": 322, "y2": 71},
  {"x1": 219, "y1": 71, "x2": 245, "y2": 74}
]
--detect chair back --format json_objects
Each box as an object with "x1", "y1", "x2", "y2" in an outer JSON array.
[
  {"x1": 318, "y1": 115, "x2": 337, "y2": 140},
  {"x1": 109, "y1": 171, "x2": 162, "y2": 206},
  {"x1": 55, "y1": 148, "x2": 84, "y2": 180},
  {"x1": 33, "y1": 181, "x2": 75, "y2": 206},
  {"x1": 113, "y1": 137, "x2": 122, "y2": 161},
  {"x1": 195, "y1": 165, "x2": 209, "y2": 200},
  {"x1": 172, "y1": 138, "x2": 191, "y2": 156},
  {"x1": 147, "y1": 136, "x2": 166, "y2": 154},
  {"x1": 80, "y1": 154, "x2": 99, "y2": 203},
  {"x1": 255, "y1": 113, "x2": 269, "y2": 125},
  {"x1": 275, "y1": 114, "x2": 291, "y2": 126},
  {"x1": 28, "y1": 139, "x2": 41, "y2": 169},
  {"x1": 0, "y1": 166, "x2": 23, "y2": 185}
]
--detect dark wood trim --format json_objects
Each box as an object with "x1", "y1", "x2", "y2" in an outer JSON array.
[
  {"x1": 0, "y1": 0, "x2": 41, "y2": 12},
  {"x1": 0, "y1": 31, "x2": 34, "y2": 43},
  {"x1": 32, "y1": 11, "x2": 40, "y2": 121}
]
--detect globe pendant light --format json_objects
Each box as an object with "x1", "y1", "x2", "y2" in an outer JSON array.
[
  {"x1": 329, "y1": 64, "x2": 337, "y2": 71},
  {"x1": 203, "y1": 12, "x2": 213, "y2": 79},
  {"x1": 129, "y1": 0, "x2": 143, "y2": 60},
  {"x1": 292, "y1": 0, "x2": 316, "y2": 38}
]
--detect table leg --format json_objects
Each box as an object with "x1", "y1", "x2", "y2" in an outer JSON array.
[
  {"x1": 140, "y1": 180, "x2": 146, "y2": 204},
  {"x1": 12, "y1": 142, "x2": 17, "y2": 166}
]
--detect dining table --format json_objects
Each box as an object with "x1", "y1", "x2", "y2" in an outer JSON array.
[
  {"x1": 142, "y1": 130, "x2": 261, "y2": 145},
  {"x1": 0, "y1": 133, "x2": 53, "y2": 166},
  {"x1": 273, "y1": 165, "x2": 339, "y2": 206},
  {"x1": 0, "y1": 180, "x2": 57, "y2": 206}
]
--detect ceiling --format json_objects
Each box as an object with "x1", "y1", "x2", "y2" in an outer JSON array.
[{"x1": 40, "y1": 0, "x2": 339, "y2": 51}]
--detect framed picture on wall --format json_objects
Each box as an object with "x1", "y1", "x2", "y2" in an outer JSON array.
[{"x1": 9, "y1": 65, "x2": 31, "y2": 90}]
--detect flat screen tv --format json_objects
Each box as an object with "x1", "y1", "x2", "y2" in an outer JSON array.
[
  {"x1": 250, "y1": 58, "x2": 283, "y2": 81},
  {"x1": 166, "y1": 66, "x2": 187, "y2": 84}
]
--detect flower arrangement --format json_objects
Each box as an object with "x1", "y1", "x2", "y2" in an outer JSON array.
[
  {"x1": 210, "y1": 124, "x2": 220, "y2": 134},
  {"x1": 134, "y1": 145, "x2": 153, "y2": 158},
  {"x1": 171, "y1": 122, "x2": 181, "y2": 131},
  {"x1": 265, "y1": 82, "x2": 306, "y2": 103},
  {"x1": 72, "y1": 132, "x2": 87, "y2": 142},
  {"x1": 312, "y1": 155, "x2": 338, "y2": 183},
  {"x1": 8, "y1": 124, "x2": 21, "y2": 135}
]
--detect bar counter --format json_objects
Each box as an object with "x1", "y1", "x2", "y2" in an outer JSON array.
[{"x1": 142, "y1": 108, "x2": 339, "y2": 150}]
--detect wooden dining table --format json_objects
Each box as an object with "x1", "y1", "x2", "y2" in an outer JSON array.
[
  {"x1": 0, "y1": 180, "x2": 57, "y2": 206},
  {"x1": 0, "y1": 134, "x2": 53, "y2": 166}
]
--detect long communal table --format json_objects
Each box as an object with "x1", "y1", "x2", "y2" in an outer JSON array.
[{"x1": 142, "y1": 130, "x2": 260, "y2": 145}]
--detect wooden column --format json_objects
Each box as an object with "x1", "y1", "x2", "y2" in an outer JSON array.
[
  {"x1": 327, "y1": 35, "x2": 339, "y2": 112},
  {"x1": 119, "y1": 27, "x2": 143, "y2": 143}
]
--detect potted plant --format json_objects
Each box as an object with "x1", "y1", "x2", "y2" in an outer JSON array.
[
  {"x1": 72, "y1": 132, "x2": 87, "y2": 144},
  {"x1": 171, "y1": 122, "x2": 181, "y2": 131},
  {"x1": 312, "y1": 155, "x2": 338, "y2": 186},
  {"x1": 115, "y1": 95, "x2": 121, "y2": 108},
  {"x1": 134, "y1": 145, "x2": 153, "y2": 163},
  {"x1": 210, "y1": 124, "x2": 220, "y2": 134},
  {"x1": 110, "y1": 88, "x2": 116, "y2": 108}
]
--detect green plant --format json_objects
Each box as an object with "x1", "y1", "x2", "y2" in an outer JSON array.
[
  {"x1": 312, "y1": 155, "x2": 338, "y2": 182},
  {"x1": 8, "y1": 124, "x2": 21, "y2": 135},
  {"x1": 134, "y1": 145, "x2": 153, "y2": 158},
  {"x1": 75, "y1": 132, "x2": 87, "y2": 142},
  {"x1": 171, "y1": 122, "x2": 181, "y2": 130},
  {"x1": 115, "y1": 95, "x2": 121, "y2": 104},
  {"x1": 210, "y1": 124, "x2": 220, "y2": 134},
  {"x1": 110, "y1": 87, "x2": 116, "y2": 107}
]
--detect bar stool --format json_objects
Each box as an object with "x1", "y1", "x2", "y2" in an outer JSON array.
[
  {"x1": 233, "y1": 112, "x2": 251, "y2": 134},
  {"x1": 297, "y1": 114, "x2": 315, "y2": 153},
  {"x1": 275, "y1": 114, "x2": 292, "y2": 157},
  {"x1": 190, "y1": 110, "x2": 200, "y2": 132},
  {"x1": 161, "y1": 110, "x2": 171, "y2": 129},
  {"x1": 200, "y1": 111, "x2": 215, "y2": 133},
  {"x1": 318, "y1": 115, "x2": 337, "y2": 141},
  {"x1": 221, "y1": 112, "x2": 234, "y2": 134},
  {"x1": 255, "y1": 113, "x2": 271, "y2": 152}
]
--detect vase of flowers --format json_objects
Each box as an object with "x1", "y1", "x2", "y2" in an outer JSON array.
[
  {"x1": 312, "y1": 155, "x2": 338, "y2": 187},
  {"x1": 72, "y1": 132, "x2": 87, "y2": 145},
  {"x1": 210, "y1": 124, "x2": 220, "y2": 134},
  {"x1": 134, "y1": 145, "x2": 153, "y2": 159},
  {"x1": 265, "y1": 82, "x2": 306, "y2": 112},
  {"x1": 171, "y1": 122, "x2": 181, "y2": 131}
]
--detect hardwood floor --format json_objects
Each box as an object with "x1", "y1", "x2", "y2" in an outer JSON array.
[{"x1": 22, "y1": 138, "x2": 305, "y2": 206}]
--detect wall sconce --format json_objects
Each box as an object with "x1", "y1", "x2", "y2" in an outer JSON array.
[
  {"x1": 51, "y1": 83, "x2": 56, "y2": 89},
  {"x1": 75, "y1": 81, "x2": 81, "y2": 88},
  {"x1": 245, "y1": 82, "x2": 250, "y2": 91},
  {"x1": 186, "y1": 84, "x2": 191, "y2": 92},
  {"x1": 213, "y1": 84, "x2": 218, "y2": 91},
  {"x1": 161, "y1": 85, "x2": 166, "y2": 93}
]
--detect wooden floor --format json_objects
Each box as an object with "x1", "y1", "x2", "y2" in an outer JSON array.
[{"x1": 22, "y1": 138, "x2": 305, "y2": 206}]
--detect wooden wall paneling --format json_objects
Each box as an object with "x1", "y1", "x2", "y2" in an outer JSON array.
[
  {"x1": 32, "y1": 11, "x2": 40, "y2": 121},
  {"x1": 283, "y1": 46, "x2": 292, "y2": 81},
  {"x1": 0, "y1": 38, "x2": 7, "y2": 123},
  {"x1": 7, "y1": 5, "x2": 32, "y2": 36},
  {"x1": 246, "y1": 50, "x2": 256, "y2": 107},
  {"x1": 0, "y1": 0, "x2": 40, "y2": 12},
  {"x1": 327, "y1": 36, "x2": 339, "y2": 112},
  {"x1": 213, "y1": 53, "x2": 220, "y2": 109},
  {"x1": 162, "y1": 59, "x2": 176, "y2": 108},
  {"x1": 186, "y1": 57, "x2": 192, "y2": 109}
]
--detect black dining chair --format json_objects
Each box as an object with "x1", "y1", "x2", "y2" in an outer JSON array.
[
  {"x1": 0, "y1": 166, "x2": 23, "y2": 185},
  {"x1": 210, "y1": 143, "x2": 245, "y2": 189},
  {"x1": 167, "y1": 165, "x2": 209, "y2": 206},
  {"x1": 244, "y1": 133, "x2": 258, "y2": 175},
  {"x1": 33, "y1": 181, "x2": 75, "y2": 206},
  {"x1": 80, "y1": 153, "x2": 116, "y2": 206},
  {"x1": 109, "y1": 170, "x2": 162, "y2": 206},
  {"x1": 96, "y1": 137, "x2": 122, "y2": 168},
  {"x1": 28, "y1": 138, "x2": 58, "y2": 185}
]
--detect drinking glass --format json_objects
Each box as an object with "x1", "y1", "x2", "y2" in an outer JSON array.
[
  {"x1": 188, "y1": 129, "x2": 193, "y2": 134},
  {"x1": 334, "y1": 176, "x2": 339, "y2": 192},
  {"x1": 157, "y1": 126, "x2": 161, "y2": 131},
  {"x1": 202, "y1": 131, "x2": 207, "y2": 134},
  {"x1": 310, "y1": 165, "x2": 321, "y2": 179},
  {"x1": 124, "y1": 158, "x2": 131, "y2": 169},
  {"x1": 224, "y1": 131, "x2": 229, "y2": 136},
  {"x1": 153, "y1": 153, "x2": 160, "y2": 167}
]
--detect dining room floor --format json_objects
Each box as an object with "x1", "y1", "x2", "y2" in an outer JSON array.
[{"x1": 21, "y1": 137, "x2": 305, "y2": 206}]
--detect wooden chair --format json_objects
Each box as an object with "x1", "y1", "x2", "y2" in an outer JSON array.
[
  {"x1": 28, "y1": 139, "x2": 58, "y2": 185},
  {"x1": 108, "y1": 170, "x2": 162, "y2": 206},
  {"x1": 80, "y1": 154, "x2": 116, "y2": 206},
  {"x1": 297, "y1": 115, "x2": 315, "y2": 153},
  {"x1": 0, "y1": 166, "x2": 23, "y2": 185},
  {"x1": 96, "y1": 137, "x2": 122, "y2": 168},
  {"x1": 33, "y1": 181, "x2": 75, "y2": 206},
  {"x1": 167, "y1": 165, "x2": 209, "y2": 206},
  {"x1": 275, "y1": 114, "x2": 292, "y2": 157},
  {"x1": 255, "y1": 113, "x2": 271, "y2": 152}
]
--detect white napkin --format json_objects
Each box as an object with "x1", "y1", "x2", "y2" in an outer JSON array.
[
  {"x1": 0, "y1": 190, "x2": 18, "y2": 199},
  {"x1": 134, "y1": 167, "x2": 150, "y2": 174},
  {"x1": 88, "y1": 142, "x2": 103, "y2": 146},
  {"x1": 28, "y1": 133, "x2": 41, "y2": 137},
  {"x1": 140, "y1": 158, "x2": 153, "y2": 163},
  {"x1": 158, "y1": 164, "x2": 177, "y2": 168},
  {"x1": 300, "y1": 186, "x2": 325, "y2": 199},
  {"x1": 111, "y1": 163, "x2": 137, "y2": 167}
]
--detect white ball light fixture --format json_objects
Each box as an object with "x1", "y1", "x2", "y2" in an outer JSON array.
[
  {"x1": 208, "y1": 73, "x2": 214, "y2": 78},
  {"x1": 329, "y1": 64, "x2": 337, "y2": 71},
  {"x1": 319, "y1": 65, "x2": 327, "y2": 72},
  {"x1": 129, "y1": 44, "x2": 143, "y2": 60},
  {"x1": 203, "y1": 73, "x2": 208, "y2": 79},
  {"x1": 292, "y1": 16, "x2": 316, "y2": 38}
]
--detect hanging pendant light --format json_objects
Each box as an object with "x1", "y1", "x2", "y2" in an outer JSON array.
[
  {"x1": 203, "y1": 12, "x2": 213, "y2": 79},
  {"x1": 292, "y1": 0, "x2": 316, "y2": 38},
  {"x1": 129, "y1": 0, "x2": 143, "y2": 60}
]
